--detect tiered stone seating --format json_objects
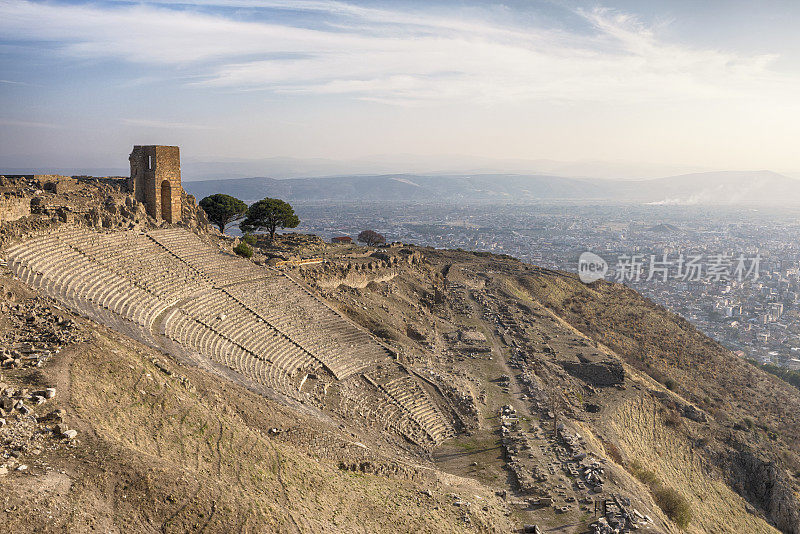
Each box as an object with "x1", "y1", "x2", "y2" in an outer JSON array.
[
  {"x1": 375, "y1": 375, "x2": 453, "y2": 444},
  {"x1": 337, "y1": 385, "x2": 408, "y2": 435},
  {"x1": 59, "y1": 229, "x2": 210, "y2": 302},
  {"x1": 5, "y1": 232, "x2": 167, "y2": 328},
  {"x1": 162, "y1": 307, "x2": 296, "y2": 393},
  {"x1": 174, "y1": 289, "x2": 318, "y2": 379},
  {"x1": 226, "y1": 276, "x2": 390, "y2": 379},
  {"x1": 147, "y1": 229, "x2": 268, "y2": 286},
  {"x1": 4, "y1": 226, "x2": 453, "y2": 444},
  {"x1": 150, "y1": 228, "x2": 390, "y2": 379}
]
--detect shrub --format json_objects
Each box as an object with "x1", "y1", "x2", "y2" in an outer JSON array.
[
  {"x1": 233, "y1": 242, "x2": 253, "y2": 258},
  {"x1": 603, "y1": 441, "x2": 623, "y2": 465},
  {"x1": 241, "y1": 233, "x2": 257, "y2": 246},
  {"x1": 629, "y1": 461, "x2": 692, "y2": 529},
  {"x1": 664, "y1": 410, "x2": 682, "y2": 427},
  {"x1": 629, "y1": 461, "x2": 659, "y2": 486},
  {"x1": 663, "y1": 378, "x2": 677, "y2": 391},
  {"x1": 653, "y1": 486, "x2": 692, "y2": 529}
]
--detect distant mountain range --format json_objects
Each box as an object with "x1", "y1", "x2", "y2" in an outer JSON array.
[
  {"x1": 183, "y1": 170, "x2": 800, "y2": 205},
  {"x1": 175, "y1": 154, "x2": 711, "y2": 181},
  {"x1": 1, "y1": 154, "x2": 706, "y2": 181}
]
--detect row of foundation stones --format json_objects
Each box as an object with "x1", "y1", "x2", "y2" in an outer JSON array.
[
  {"x1": 555, "y1": 424, "x2": 604, "y2": 491},
  {"x1": 553, "y1": 424, "x2": 655, "y2": 533},
  {"x1": 499, "y1": 405, "x2": 583, "y2": 514},
  {"x1": 499, "y1": 403, "x2": 655, "y2": 532},
  {"x1": 500, "y1": 405, "x2": 546, "y2": 496},
  {"x1": 503, "y1": 404, "x2": 611, "y2": 517},
  {"x1": 498, "y1": 405, "x2": 588, "y2": 531}
]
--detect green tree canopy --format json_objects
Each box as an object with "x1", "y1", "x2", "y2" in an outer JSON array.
[
  {"x1": 240, "y1": 197, "x2": 300, "y2": 240},
  {"x1": 233, "y1": 242, "x2": 253, "y2": 258},
  {"x1": 199, "y1": 194, "x2": 248, "y2": 234}
]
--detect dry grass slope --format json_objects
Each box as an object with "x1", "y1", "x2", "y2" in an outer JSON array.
[{"x1": 0, "y1": 313, "x2": 512, "y2": 533}]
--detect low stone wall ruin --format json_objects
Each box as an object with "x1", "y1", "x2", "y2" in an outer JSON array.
[
  {"x1": 302, "y1": 249, "x2": 422, "y2": 289},
  {"x1": 0, "y1": 196, "x2": 31, "y2": 223}
]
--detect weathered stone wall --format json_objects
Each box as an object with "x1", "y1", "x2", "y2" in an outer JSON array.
[
  {"x1": 0, "y1": 174, "x2": 74, "y2": 195},
  {"x1": 560, "y1": 359, "x2": 625, "y2": 387},
  {"x1": 37, "y1": 175, "x2": 76, "y2": 194},
  {"x1": 0, "y1": 196, "x2": 31, "y2": 223},
  {"x1": 154, "y1": 146, "x2": 182, "y2": 223},
  {"x1": 129, "y1": 145, "x2": 183, "y2": 223},
  {"x1": 299, "y1": 248, "x2": 423, "y2": 289},
  {"x1": 314, "y1": 267, "x2": 399, "y2": 289}
]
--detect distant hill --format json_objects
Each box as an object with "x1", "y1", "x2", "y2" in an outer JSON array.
[
  {"x1": 184, "y1": 170, "x2": 800, "y2": 205},
  {"x1": 183, "y1": 174, "x2": 610, "y2": 203},
  {"x1": 622, "y1": 171, "x2": 800, "y2": 205}
]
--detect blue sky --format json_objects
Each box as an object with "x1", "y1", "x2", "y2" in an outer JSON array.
[{"x1": 1, "y1": 0, "x2": 799, "y2": 175}]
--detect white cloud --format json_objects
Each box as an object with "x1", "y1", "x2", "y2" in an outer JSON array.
[
  {"x1": 0, "y1": 118, "x2": 61, "y2": 128},
  {"x1": 0, "y1": 0, "x2": 794, "y2": 106},
  {"x1": 120, "y1": 118, "x2": 216, "y2": 129}
]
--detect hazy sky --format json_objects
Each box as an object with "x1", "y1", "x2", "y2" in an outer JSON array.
[{"x1": 1, "y1": 0, "x2": 799, "y2": 174}]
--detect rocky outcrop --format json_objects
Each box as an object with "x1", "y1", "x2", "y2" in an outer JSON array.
[
  {"x1": 0, "y1": 175, "x2": 211, "y2": 248},
  {"x1": 728, "y1": 447, "x2": 800, "y2": 534},
  {"x1": 560, "y1": 357, "x2": 625, "y2": 387}
]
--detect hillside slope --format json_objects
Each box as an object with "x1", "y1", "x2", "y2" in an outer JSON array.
[
  {"x1": 300, "y1": 247, "x2": 800, "y2": 533},
  {"x1": 526, "y1": 275, "x2": 800, "y2": 532},
  {"x1": 3, "y1": 224, "x2": 799, "y2": 533},
  {"x1": 0, "y1": 274, "x2": 512, "y2": 533}
]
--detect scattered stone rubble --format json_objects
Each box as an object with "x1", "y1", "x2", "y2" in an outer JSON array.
[
  {"x1": 421, "y1": 368, "x2": 478, "y2": 431},
  {"x1": 0, "y1": 173, "x2": 210, "y2": 249},
  {"x1": 0, "y1": 281, "x2": 85, "y2": 478},
  {"x1": 0, "y1": 380, "x2": 77, "y2": 478},
  {"x1": 497, "y1": 397, "x2": 657, "y2": 529},
  {"x1": 589, "y1": 494, "x2": 652, "y2": 533},
  {"x1": 0, "y1": 296, "x2": 84, "y2": 370}
]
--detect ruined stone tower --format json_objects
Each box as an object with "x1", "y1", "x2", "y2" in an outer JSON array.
[{"x1": 128, "y1": 145, "x2": 182, "y2": 223}]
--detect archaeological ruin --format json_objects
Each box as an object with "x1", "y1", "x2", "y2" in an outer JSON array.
[
  {"x1": 128, "y1": 145, "x2": 183, "y2": 223},
  {"x1": 0, "y1": 147, "x2": 453, "y2": 448},
  {"x1": 3, "y1": 147, "x2": 800, "y2": 533}
]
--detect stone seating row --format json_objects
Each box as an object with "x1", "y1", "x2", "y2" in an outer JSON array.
[
  {"x1": 5, "y1": 228, "x2": 444, "y2": 436},
  {"x1": 6, "y1": 237, "x2": 167, "y2": 328},
  {"x1": 226, "y1": 279, "x2": 389, "y2": 379},
  {"x1": 162, "y1": 308, "x2": 297, "y2": 393},
  {"x1": 379, "y1": 376, "x2": 453, "y2": 443},
  {"x1": 9, "y1": 227, "x2": 211, "y2": 304},
  {"x1": 147, "y1": 229, "x2": 269, "y2": 286},
  {"x1": 176, "y1": 290, "x2": 318, "y2": 378},
  {"x1": 145, "y1": 230, "x2": 390, "y2": 380},
  {"x1": 61, "y1": 231, "x2": 209, "y2": 300}
]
